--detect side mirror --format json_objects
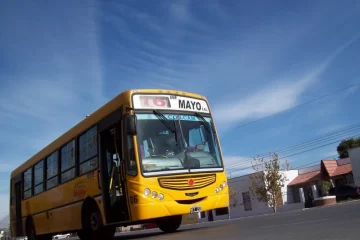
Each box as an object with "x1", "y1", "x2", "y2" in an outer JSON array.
[{"x1": 124, "y1": 114, "x2": 137, "y2": 135}]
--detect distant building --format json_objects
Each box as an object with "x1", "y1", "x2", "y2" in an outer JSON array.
[
  {"x1": 288, "y1": 158, "x2": 353, "y2": 203},
  {"x1": 349, "y1": 147, "x2": 360, "y2": 186},
  {"x1": 196, "y1": 158, "x2": 355, "y2": 222}
]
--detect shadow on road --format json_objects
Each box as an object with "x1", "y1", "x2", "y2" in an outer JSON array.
[{"x1": 113, "y1": 226, "x2": 212, "y2": 239}]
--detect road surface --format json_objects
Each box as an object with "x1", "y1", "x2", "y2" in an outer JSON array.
[{"x1": 74, "y1": 200, "x2": 360, "y2": 239}]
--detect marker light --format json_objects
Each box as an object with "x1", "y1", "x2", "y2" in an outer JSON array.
[
  {"x1": 222, "y1": 181, "x2": 227, "y2": 187},
  {"x1": 144, "y1": 188, "x2": 151, "y2": 196},
  {"x1": 152, "y1": 191, "x2": 158, "y2": 198}
]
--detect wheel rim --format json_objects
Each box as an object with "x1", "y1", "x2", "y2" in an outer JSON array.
[{"x1": 90, "y1": 212, "x2": 101, "y2": 231}]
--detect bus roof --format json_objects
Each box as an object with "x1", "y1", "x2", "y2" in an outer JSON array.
[{"x1": 10, "y1": 89, "x2": 207, "y2": 178}]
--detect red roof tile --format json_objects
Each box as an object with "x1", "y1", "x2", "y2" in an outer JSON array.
[
  {"x1": 288, "y1": 171, "x2": 322, "y2": 186},
  {"x1": 331, "y1": 163, "x2": 352, "y2": 177},
  {"x1": 322, "y1": 160, "x2": 338, "y2": 176}
]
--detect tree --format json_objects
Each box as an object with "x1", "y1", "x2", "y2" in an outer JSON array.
[
  {"x1": 337, "y1": 137, "x2": 360, "y2": 158},
  {"x1": 248, "y1": 152, "x2": 290, "y2": 213},
  {"x1": 321, "y1": 180, "x2": 332, "y2": 196}
]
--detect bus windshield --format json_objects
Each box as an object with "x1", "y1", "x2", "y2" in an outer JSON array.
[{"x1": 136, "y1": 112, "x2": 223, "y2": 176}]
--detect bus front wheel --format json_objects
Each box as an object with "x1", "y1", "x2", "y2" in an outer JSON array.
[
  {"x1": 79, "y1": 199, "x2": 113, "y2": 240},
  {"x1": 157, "y1": 215, "x2": 182, "y2": 233}
]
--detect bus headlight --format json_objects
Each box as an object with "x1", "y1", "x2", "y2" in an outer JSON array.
[
  {"x1": 219, "y1": 184, "x2": 223, "y2": 190},
  {"x1": 222, "y1": 181, "x2": 227, "y2": 187},
  {"x1": 215, "y1": 187, "x2": 219, "y2": 193},
  {"x1": 144, "y1": 188, "x2": 151, "y2": 196},
  {"x1": 158, "y1": 193, "x2": 164, "y2": 200},
  {"x1": 152, "y1": 191, "x2": 158, "y2": 198}
]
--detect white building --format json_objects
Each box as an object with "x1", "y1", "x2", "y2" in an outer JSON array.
[
  {"x1": 349, "y1": 147, "x2": 360, "y2": 186},
  {"x1": 188, "y1": 157, "x2": 355, "y2": 223},
  {"x1": 197, "y1": 170, "x2": 304, "y2": 222}
]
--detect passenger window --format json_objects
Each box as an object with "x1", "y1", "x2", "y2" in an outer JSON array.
[
  {"x1": 34, "y1": 160, "x2": 44, "y2": 194},
  {"x1": 61, "y1": 140, "x2": 76, "y2": 183},
  {"x1": 23, "y1": 168, "x2": 32, "y2": 199},
  {"x1": 46, "y1": 151, "x2": 58, "y2": 189},
  {"x1": 79, "y1": 126, "x2": 98, "y2": 175}
]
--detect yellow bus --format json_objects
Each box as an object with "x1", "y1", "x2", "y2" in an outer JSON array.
[{"x1": 9, "y1": 89, "x2": 229, "y2": 240}]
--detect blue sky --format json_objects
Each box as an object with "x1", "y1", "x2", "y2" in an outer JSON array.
[{"x1": 0, "y1": 0, "x2": 360, "y2": 218}]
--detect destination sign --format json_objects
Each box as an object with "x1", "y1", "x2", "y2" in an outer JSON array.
[{"x1": 132, "y1": 94, "x2": 210, "y2": 113}]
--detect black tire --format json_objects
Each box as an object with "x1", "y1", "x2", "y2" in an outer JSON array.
[
  {"x1": 103, "y1": 226, "x2": 116, "y2": 239},
  {"x1": 157, "y1": 215, "x2": 182, "y2": 233},
  {"x1": 77, "y1": 230, "x2": 84, "y2": 240},
  {"x1": 39, "y1": 235, "x2": 52, "y2": 240},
  {"x1": 26, "y1": 218, "x2": 38, "y2": 240},
  {"x1": 80, "y1": 200, "x2": 105, "y2": 240}
]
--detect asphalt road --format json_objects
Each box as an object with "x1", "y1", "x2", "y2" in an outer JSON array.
[{"x1": 74, "y1": 201, "x2": 360, "y2": 240}]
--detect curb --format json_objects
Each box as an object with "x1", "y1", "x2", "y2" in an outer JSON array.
[{"x1": 197, "y1": 199, "x2": 360, "y2": 224}]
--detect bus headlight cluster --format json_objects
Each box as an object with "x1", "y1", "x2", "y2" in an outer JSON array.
[
  {"x1": 215, "y1": 181, "x2": 227, "y2": 194},
  {"x1": 144, "y1": 188, "x2": 164, "y2": 200}
]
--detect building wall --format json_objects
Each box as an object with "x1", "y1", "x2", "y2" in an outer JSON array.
[
  {"x1": 198, "y1": 170, "x2": 303, "y2": 221},
  {"x1": 282, "y1": 170, "x2": 299, "y2": 204},
  {"x1": 299, "y1": 165, "x2": 320, "y2": 174},
  {"x1": 337, "y1": 157, "x2": 351, "y2": 165},
  {"x1": 349, "y1": 147, "x2": 360, "y2": 187}
]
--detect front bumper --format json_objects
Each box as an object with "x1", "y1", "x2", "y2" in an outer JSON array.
[{"x1": 130, "y1": 192, "x2": 229, "y2": 221}]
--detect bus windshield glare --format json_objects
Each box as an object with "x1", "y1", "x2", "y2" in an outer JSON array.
[{"x1": 136, "y1": 112, "x2": 223, "y2": 175}]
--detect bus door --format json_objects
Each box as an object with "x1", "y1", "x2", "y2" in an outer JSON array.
[
  {"x1": 14, "y1": 177, "x2": 23, "y2": 236},
  {"x1": 99, "y1": 125, "x2": 130, "y2": 224}
]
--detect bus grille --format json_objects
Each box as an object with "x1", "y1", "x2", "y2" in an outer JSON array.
[{"x1": 158, "y1": 174, "x2": 216, "y2": 190}]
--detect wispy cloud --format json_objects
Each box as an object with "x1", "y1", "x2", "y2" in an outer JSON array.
[
  {"x1": 212, "y1": 32, "x2": 360, "y2": 133},
  {"x1": 0, "y1": 1, "x2": 107, "y2": 220},
  {"x1": 212, "y1": 66, "x2": 322, "y2": 132},
  {"x1": 0, "y1": 1, "x2": 105, "y2": 155}
]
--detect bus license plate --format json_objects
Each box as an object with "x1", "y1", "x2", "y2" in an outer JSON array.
[{"x1": 190, "y1": 206, "x2": 202, "y2": 213}]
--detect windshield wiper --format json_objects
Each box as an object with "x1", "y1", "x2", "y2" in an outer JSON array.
[
  {"x1": 153, "y1": 109, "x2": 178, "y2": 145},
  {"x1": 194, "y1": 112, "x2": 214, "y2": 134},
  {"x1": 153, "y1": 110, "x2": 190, "y2": 169}
]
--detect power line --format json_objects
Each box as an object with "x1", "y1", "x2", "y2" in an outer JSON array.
[
  {"x1": 275, "y1": 127, "x2": 360, "y2": 156},
  {"x1": 291, "y1": 154, "x2": 338, "y2": 170},
  {"x1": 225, "y1": 122, "x2": 360, "y2": 169},
  {"x1": 226, "y1": 134, "x2": 360, "y2": 174},
  {"x1": 234, "y1": 81, "x2": 360, "y2": 129},
  {"x1": 267, "y1": 123, "x2": 360, "y2": 156},
  {"x1": 227, "y1": 153, "x2": 340, "y2": 179}
]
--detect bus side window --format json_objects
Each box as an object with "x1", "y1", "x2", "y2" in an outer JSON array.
[
  {"x1": 23, "y1": 168, "x2": 32, "y2": 199},
  {"x1": 61, "y1": 140, "x2": 76, "y2": 183},
  {"x1": 46, "y1": 151, "x2": 58, "y2": 190},
  {"x1": 79, "y1": 126, "x2": 98, "y2": 175},
  {"x1": 34, "y1": 160, "x2": 44, "y2": 194}
]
